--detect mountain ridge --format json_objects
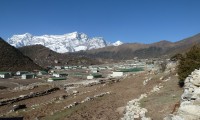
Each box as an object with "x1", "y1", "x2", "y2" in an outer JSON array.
[
  {"x1": 18, "y1": 44, "x2": 101, "y2": 67},
  {"x1": 7, "y1": 32, "x2": 200, "y2": 61},
  {"x1": 0, "y1": 37, "x2": 43, "y2": 71},
  {"x1": 8, "y1": 32, "x2": 123, "y2": 53},
  {"x1": 70, "y1": 33, "x2": 200, "y2": 59}
]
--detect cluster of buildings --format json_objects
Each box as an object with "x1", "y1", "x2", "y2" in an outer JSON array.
[
  {"x1": 0, "y1": 58, "x2": 171, "y2": 82},
  {"x1": 0, "y1": 70, "x2": 47, "y2": 79},
  {"x1": 46, "y1": 61, "x2": 147, "y2": 82}
]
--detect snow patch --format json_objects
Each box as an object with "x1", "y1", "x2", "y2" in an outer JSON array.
[
  {"x1": 113, "y1": 40, "x2": 123, "y2": 46},
  {"x1": 8, "y1": 32, "x2": 124, "y2": 53}
]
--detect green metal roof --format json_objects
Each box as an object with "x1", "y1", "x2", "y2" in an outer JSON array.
[
  {"x1": 17, "y1": 71, "x2": 29, "y2": 72},
  {"x1": 22, "y1": 73, "x2": 35, "y2": 76},
  {"x1": 39, "y1": 71, "x2": 48, "y2": 74},
  {"x1": 0, "y1": 72, "x2": 11, "y2": 75},
  {"x1": 91, "y1": 73, "x2": 102, "y2": 78},
  {"x1": 48, "y1": 77, "x2": 66, "y2": 81},
  {"x1": 116, "y1": 68, "x2": 144, "y2": 72}
]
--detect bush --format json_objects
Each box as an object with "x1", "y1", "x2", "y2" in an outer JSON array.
[
  {"x1": 170, "y1": 53, "x2": 183, "y2": 61},
  {"x1": 177, "y1": 45, "x2": 200, "y2": 87}
]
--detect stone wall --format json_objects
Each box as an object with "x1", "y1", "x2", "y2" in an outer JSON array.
[
  {"x1": 0, "y1": 87, "x2": 59, "y2": 106},
  {"x1": 164, "y1": 69, "x2": 200, "y2": 120}
]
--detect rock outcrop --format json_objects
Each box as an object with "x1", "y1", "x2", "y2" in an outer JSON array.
[{"x1": 165, "y1": 69, "x2": 200, "y2": 120}]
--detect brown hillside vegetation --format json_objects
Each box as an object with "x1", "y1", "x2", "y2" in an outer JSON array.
[
  {"x1": 177, "y1": 45, "x2": 200, "y2": 87},
  {"x1": 71, "y1": 33, "x2": 200, "y2": 59},
  {"x1": 18, "y1": 45, "x2": 101, "y2": 67},
  {"x1": 15, "y1": 33, "x2": 200, "y2": 62},
  {"x1": 0, "y1": 37, "x2": 43, "y2": 71}
]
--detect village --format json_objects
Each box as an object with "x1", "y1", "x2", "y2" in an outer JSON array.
[
  {"x1": 0, "y1": 58, "x2": 178, "y2": 120},
  {"x1": 0, "y1": 58, "x2": 165, "y2": 81}
]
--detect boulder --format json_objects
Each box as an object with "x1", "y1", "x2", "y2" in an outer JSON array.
[
  {"x1": 13, "y1": 104, "x2": 26, "y2": 111},
  {"x1": 72, "y1": 90, "x2": 79, "y2": 94},
  {"x1": 164, "y1": 115, "x2": 183, "y2": 120},
  {"x1": 181, "y1": 92, "x2": 193, "y2": 101},
  {"x1": 191, "y1": 78, "x2": 200, "y2": 87},
  {"x1": 178, "y1": 105, "x2": 200, "y2": 118},
  {"x1": 59, "y1": 95, "x2": 68, "y2": 100}
]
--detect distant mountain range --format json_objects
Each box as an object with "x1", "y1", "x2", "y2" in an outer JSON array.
[
  {"x1": 3, "y1": 32, "x2": 200, "y2": 69},
  {"x1": 69, "y1": 33, "x2": 200, "y2": 59},
  {"x1": 8, "y1": 32, "x2": 123, "y2": 53},
  {"x1": 0, "y1": 37, "x2": 43, "y2": 71}
]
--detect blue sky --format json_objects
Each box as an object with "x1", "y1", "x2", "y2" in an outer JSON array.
[{"x1": 1, "y1": 0, "x2": 200, "y2": 43}]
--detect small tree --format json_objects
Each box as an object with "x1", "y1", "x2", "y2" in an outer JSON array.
[
  {"x1": 178, "y1": 45, "x2": 200, "y2": 87},
  {"x1": 160, "y1": 61, "x2": 167, "y2": 72}
]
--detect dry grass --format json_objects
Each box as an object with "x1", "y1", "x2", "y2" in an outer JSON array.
[
  {"x1": 0, "y1": 71, "x2": 183, "y2": 120},
  {"x1": 140, "y1": 73, "x2": 183, "y2": 119}
]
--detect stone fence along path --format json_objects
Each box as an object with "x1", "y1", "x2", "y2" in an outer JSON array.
[
  {"x1": 0, "y1": 87, "x2": 60, "y2": 106},
  {"x1": 165, "y1": 69, "x2": 200, "y2": 120}
]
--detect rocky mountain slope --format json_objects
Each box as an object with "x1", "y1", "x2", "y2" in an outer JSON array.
[
  {"x1": 71, "y1": 33, "x2": 200, "y2": 59},
  {"x1": 12, "y1": 34, "x2": 200, "y2": 61},
  {"x1": 0, "y1": 37, "x2": 43, "y2": 71},
  {"x1": 8, "y1": 32, "x2": 123, "y2": 53},
  {"x1": 18, "y1": 45, "x2": 101, "y2": 67}
]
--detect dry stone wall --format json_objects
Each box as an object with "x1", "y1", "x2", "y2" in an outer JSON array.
[
  {"x1": 164, "y1": 69, "x2": 200, "y2": 120},
  {"x1": 0, "y1": 87, "x2": 59, "y2": 106}
]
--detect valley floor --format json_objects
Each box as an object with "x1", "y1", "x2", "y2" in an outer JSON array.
[{"x1": 0, "y1": 71, "x2": 182, "y2": 120}]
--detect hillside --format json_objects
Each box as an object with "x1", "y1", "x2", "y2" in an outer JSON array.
[
  {"x1": 0, "y1": 37, "x2": 43, "y2": 71},
  {"x1": 18, "y1": 45, "x2": 101, "y2": 67},
  {"x1": 70, "y1": 33, "x2": 200, "y2": 59},
  {"x1": 9, "y1": 33, "x2": 200, "y2": 63}
]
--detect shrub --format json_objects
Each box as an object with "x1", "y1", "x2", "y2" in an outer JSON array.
[
  {"x1": 177, "y1": 45, "x2": 200, "y2": 87},
  {"x1": 170, "y1": 53, "x2": 183, "y2": 61}
]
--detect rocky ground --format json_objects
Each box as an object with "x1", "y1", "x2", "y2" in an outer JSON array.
[
  {"x1": 0, "y1": 70, "x2": 183, "y2": 120},
  {"x1": 164, "y1": 69, "x2": 200, "y2": 120}
]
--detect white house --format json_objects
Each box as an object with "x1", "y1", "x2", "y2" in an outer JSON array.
[
  {"x1": 82, "y1": 66, "x2": 87, "y2": 69},
  {"x1": 16, "y1": 71, "x2": 29, "y2": 76},
  {"x1": 0, "y1": 72, "x2": 12, "y2": 79},
  {"x1": 37, "y1": 71, "x2": 48, "y2": 76},
  {"x1": 91, "y1": 70, "x2": 98, "y2": 73},
  {"x1": 21, "y1": 73, "x2": 35, "y2": 79},
  {"x1": 54, "y1": 66, "x2": 63, "y2": 70},
  {"x1": 87, "y1": 75, "x2": 94, "y2": 80},
  {"x1": 53, "y1": 73, "x2": 68, "y2": 78},
  {"x1": 112, "y1": 72, "x2": 123, "y2": 77},
  {"x1": 64, "y1": 66, "x2": 69, "y2": 70},
  {"x1": 98, "y1": 67, "x2": 106, "y2": 70}
]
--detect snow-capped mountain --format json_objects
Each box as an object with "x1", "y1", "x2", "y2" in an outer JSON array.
[
  {"x1": 8, "y1": 32, "x2": 110, "y2": 53},
  {"x1": 112, "y1": 40, "x2": 123, "y2": 46}
]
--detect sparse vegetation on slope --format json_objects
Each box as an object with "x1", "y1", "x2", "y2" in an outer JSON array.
[
  {"x1": 177, "y1": 45, "x2": 200, "y2": 87},
  {"x1": 170, "y1": 53, "x2": 183, "y2": 61},
  {"x1": 0, "y1": 37, "x2": 43, "y2": 71},
  {"x1": 71, "y1": 33, "x2": 200, "y2": 59},
  {"x1": 18, "y1": 45, "x2": 101, "y2": 67}
]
